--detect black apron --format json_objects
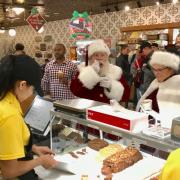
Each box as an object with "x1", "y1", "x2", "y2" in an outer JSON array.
[{"x1": 18, "y1": 125, "x2": 38, "y2": 180}]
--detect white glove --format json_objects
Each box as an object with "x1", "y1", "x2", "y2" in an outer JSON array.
[
  {"x1": 91, "y1": 60, "x2": 100, "y2": 73},
  {"x1": 100, "y1": 77, "x2": 111, "y2": 89}
]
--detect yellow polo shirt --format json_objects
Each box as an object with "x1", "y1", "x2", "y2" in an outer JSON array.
[
  {"x1": 159, "y1": 148, "x2": 180, "y2": 180},
  {"x1": 0, "y1": 92, "x2": 30, "y2": 160}
]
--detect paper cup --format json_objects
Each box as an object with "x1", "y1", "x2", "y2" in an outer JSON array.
[{"x1": 57, "y1": 70, "x2": 64, "y2": 79}]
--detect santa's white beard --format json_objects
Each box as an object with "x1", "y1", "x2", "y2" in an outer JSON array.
[{"x1": 99, "y1": 61, "x2": 110, "y2": 76}]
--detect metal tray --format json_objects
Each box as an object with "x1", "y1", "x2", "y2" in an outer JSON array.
[{"x1": 53, "y1": 98, "x2": 105, "y2": 113}]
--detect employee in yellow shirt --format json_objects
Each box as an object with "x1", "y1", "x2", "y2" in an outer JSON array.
[
  {"x1": 0, "y1": 55, "x2": 58, "y2": 179},
  {"x1": 159, "y1": 148, "x2": 180, "y2": 180}
]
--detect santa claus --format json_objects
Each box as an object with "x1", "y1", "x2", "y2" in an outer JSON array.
[
  {"x1": 137, "y1": 51, "x2": 180, "y2": 128},
  {"x1": 70, "y1": 39, "x2": 130, "y2": 104}
]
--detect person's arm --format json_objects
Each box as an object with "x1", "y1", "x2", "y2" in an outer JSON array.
[
  {"x1": 0, "y1": 155, "x2": 57, "y2": 179},
  {"x1": 70, "y1": 71, "x2": 93, "y2": 98},
  {"x1": 32, "y1": 144, "x2": 54, "y2": 156}
]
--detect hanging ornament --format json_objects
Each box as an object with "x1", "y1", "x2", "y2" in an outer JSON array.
[
  {"x1": 26, "y1": 7, "x2": 46, "y2": 32},
  {"x1": 69, "y1": 10, "x2": 92, "y2": 40}
]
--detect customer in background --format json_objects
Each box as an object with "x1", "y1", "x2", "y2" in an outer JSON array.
[
  {"x1": 14, "y1": 43, "x2": 25, "y2": 55},
  {"x1": 137, "y1": 51, "x2": 180, "y2": 129},
  {"x1": 70, "y1": 39, "x2": 130, "y2": 104},
  {"x1": 41, "y1": 43, "x2": 78, "y2": 101},
  {"x1": 41, "y1": 58, "x2": 50, "y2": 78},
  {"x1": 175, "y1": 34, "x2": 180, "y2": 56},
  {"x1": 0, "y1": 55, "x2": 58, "y2": 180},
  {"x1": 116, "y1": 44, "x2": 132, "y2": 85},
  {"x1": 138, "y1": 41, "x2": 155, "y2": 96},
  {"x1": 151, "y1": 42, "x2": 159, "y2": 52}
]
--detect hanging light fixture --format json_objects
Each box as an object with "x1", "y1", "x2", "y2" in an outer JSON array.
[
  {"x1": 16, "y1": 0, "x2": 25, "y2": 3},
  {"x1": 0, "y1": 29, "x2": 5, "y2": 33},
  {"x1": 125, "y1": 6, "x2": 130, "y2": 11},
  {"x1": 172, "y1": 0, "x2": 178, "y2": 4},
  {"x1": 9, "y1": 29, "x2": 16, "y2": 36},
  {"x1": 12, "y1": 7, "x2": 25, "y2": 15},
  {"x1": 156, "y1": 1, "x2": 160, "y2": 5}
]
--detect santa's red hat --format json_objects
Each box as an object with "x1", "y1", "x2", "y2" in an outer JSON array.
[
  {"x1": 88, "y1": 39, "x2": 110, "y2": 57},
  {"x1": 150, "y1": 51, "x2": 180, "y2": 71}
]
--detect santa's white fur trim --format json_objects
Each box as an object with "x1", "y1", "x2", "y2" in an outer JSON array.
[
  {"x1": 104, "y1": 80, "x2": 124, "y2": 101},
  {"x1": 150, "y1": 51, "x2": 180, "y2": 71},
  {"x1": 78, "y1": 66, "x2": 100, "y2": 89},
  {"x1": 106, "y1": 64, "x2": 122, "y2": 80},
  {"x1": 88, "y1": 39, "x2": 110, "y2": 57},
  {"x1": 78, "y1": 63, "x2": 122, "y2": 80}
]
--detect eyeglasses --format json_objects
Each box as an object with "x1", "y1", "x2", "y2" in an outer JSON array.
[{"x1": 151, "y1": 67, "x2": 168, "y2": 72}]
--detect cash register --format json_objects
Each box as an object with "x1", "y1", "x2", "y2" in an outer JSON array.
[{"x1": 171, "y1": 117, "x2": 180, "y2": 142}]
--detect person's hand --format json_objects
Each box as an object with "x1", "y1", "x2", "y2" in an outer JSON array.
[
  {"x1": 61, "y1": 77, "x2": 68, "y2": 85},
  {"x1": 32, "y1": 145, "x2": 55, "y2": 156},
  {"x1": 40, "y1": 154, "x2": 58, "y2": 169},
  {"x1": 91, "y1": 60, "x2": 100, "y2": 73},
  {"x1": 110, "y1": 99, "x2": 126, "y2": 112},
  {"x1": 100, "y1": 77, "x2": 111, "y2": 89}
]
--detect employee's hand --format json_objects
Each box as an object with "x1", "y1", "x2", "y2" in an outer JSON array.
[
  {"x1": 100, "y1": 77, "x2": 111, "y2": 89},
  {"x1": 40, "y1": 154, "x2": 58, "y2": 169},
  {"x1": 91, "y1": 60, "x2": 100, "y2": 73},
  {"x1": 32, "y1": 145, "x2": 55, "y2": 156}
]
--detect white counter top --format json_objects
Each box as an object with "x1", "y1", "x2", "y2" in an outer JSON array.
[{"x1": 35, "y1": 147, "x2": 165, "y2": 180}]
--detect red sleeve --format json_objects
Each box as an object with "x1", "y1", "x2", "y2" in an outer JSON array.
[{"x1": 70, "y1": 71, "x2": 89, "y2": 98}]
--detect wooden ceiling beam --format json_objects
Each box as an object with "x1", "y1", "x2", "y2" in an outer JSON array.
[{"x1": 120, "y1": 23, "x2": 180, "y2": 32}]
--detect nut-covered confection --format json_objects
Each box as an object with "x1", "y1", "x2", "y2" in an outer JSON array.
[
  {"x1": 67, "y1": 132, "x2": 84, "y2": 144},
  {"x1": 52, "y1": 124, "x2": 65, "y2": 136},
  {"x1": 103, "y1": 146, "x2": 143, "y2": 173},
  {"x1": 98, "y1": 144, "x2": 124, "y2": 159},
  {"x1": 88, "y1": 138, "x2": 109, "y2": 151}
]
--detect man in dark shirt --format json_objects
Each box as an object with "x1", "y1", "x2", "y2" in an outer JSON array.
[{"x1": 116, "y1": 44, "x2": 132, "y2": 85}]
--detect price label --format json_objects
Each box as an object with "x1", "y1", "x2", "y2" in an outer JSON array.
[
  {"x1": 132, "y1": 138, "x2": 147, "y2": 145},
  {"x1": 111, "y1": 131, "x2": 122, "y2": 137}
]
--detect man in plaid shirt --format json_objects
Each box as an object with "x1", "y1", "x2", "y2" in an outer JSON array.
[{"x1": 41, "y1": 43, "x2": 78, "y2": 101}]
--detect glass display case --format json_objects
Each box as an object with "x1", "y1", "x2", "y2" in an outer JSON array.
[
  {"x1": 50, "y1": 98, "x2": 105, "y2": 154},
  {"x1": 50, "y1": 99, "x2": 180, "y2": 154}
]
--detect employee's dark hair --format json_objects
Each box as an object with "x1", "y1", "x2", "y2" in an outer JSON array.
[
  {"x1": 15, "y1": 43, "x2": 24, "y2": 51},
  {"x1": 0, "y1": 55, "x2": 42, "y2": 100}
]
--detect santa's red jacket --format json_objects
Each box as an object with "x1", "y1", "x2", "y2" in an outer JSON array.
[{"x1": 70, "y1": 63, "x2": 130, "y2": 104}]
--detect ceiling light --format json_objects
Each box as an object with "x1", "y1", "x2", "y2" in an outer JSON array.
[
  {"x1": 9, "y1": 29, "x2": 16, "y2": 36},
  {"x1": 12, "y1": 7, "x2": 25, "y2": 15},
  {"x1": 125, "y1": 6, "x2": 130, "y2": 11},
  {"x1": 53, "y1": 12, "x2": 60, "y2": 15},
  {"x1": 38, "y1": 26, "x2": 44, "y2": 33},
  {"x1": 172, "y1": 0, "x2": 178, "y2": 4},
  {"x1": 0, "y1": 29, "x2": 5, "y2": 33},
  {"x1": 44, "y1": 14, "x2": 50, "y2": 17},
  {"x1": 16, "y1": 0, "x2": 25, "y2": 3},
  {"x1": 156, "y1": 1, "x2": 160, "y2": 5}
]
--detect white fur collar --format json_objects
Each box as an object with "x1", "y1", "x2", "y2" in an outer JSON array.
[{"x1": 78, "y1": 62, "x2": 122, "y2": 80}]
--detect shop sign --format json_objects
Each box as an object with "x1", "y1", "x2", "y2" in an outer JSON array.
[{"x1": 26, "y1": 14, "x2": 46, "y2": 32}]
